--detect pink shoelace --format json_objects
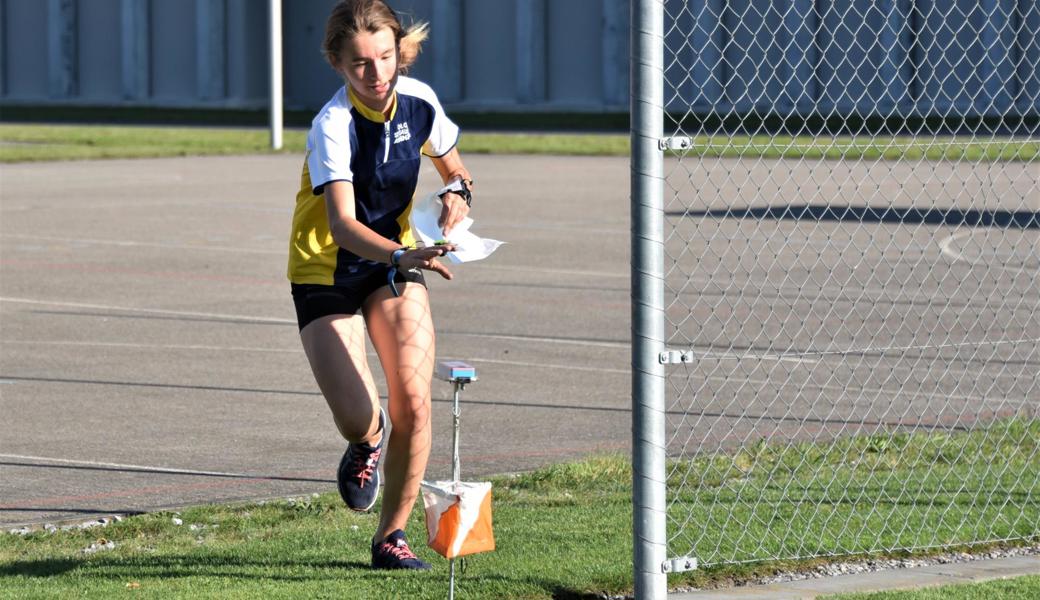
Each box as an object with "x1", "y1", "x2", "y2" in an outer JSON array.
[
  {"x1": 379, "y1": 540, "x2": 418, "y2": 561},
  {"x1": 352, "y1": 447, "x2": 381, "y2": 488}
]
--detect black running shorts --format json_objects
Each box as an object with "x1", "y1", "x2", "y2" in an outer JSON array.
[{"x1": 291, "y1": 267, "x2": 426, "y2": 331}]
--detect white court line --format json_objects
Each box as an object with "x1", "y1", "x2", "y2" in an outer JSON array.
[
  {"x1": 0, "y1": 297, "x2": 296, "y2": 325},
  {"x1": 796, "y1": 337, "x2": 1039, "y2": 359},
  {"x1": 2, "y1": 298, "x2": 1029, "y2": 366},
  {"x1": 471, "y1": 264, "x2": 628, "y2": 279},
  {"x1": 464, "y1": 357, "x2": 628, "y2": 375},
  {"x1": 0, "y1": 233, "x2": 283, "y2": 255},
  {"x1": 3, "y1": 338, "x2": 630, "y2": 375},
  {"x1": 1, "y1": 342, "x2": 1028, "y2": 407},
  {"x1": 447, "y1": 332, "x2": 816, "y2": 364},
  {"x1": 939, "y1": 229, "x2": 1038, "y2": 275},
  {"x1": 3, "y1": 340, "x2": 301, "y2": 354},
  {"x1": 0, "y1": 235, "x2": 628, "y2": 280},
  {"x1": 0, "y1": 453, "x2": 260, "y2": 479}
]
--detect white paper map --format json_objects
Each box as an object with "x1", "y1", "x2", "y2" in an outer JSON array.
[{"x1": 408, "y1": 191, "x2": 504, "y2": 264}]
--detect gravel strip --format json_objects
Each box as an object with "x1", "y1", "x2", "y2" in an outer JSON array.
[
  {"x1": 586, "y1": 544, "x2": 1040, "y2": 599},
  {"x1": 668, "y1": 543, "x2": 1040, "y2": 595}
]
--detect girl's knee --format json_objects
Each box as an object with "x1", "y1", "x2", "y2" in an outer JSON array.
[
  {"x1": 390, "y1": 393, "x2": 431, "y2": 432},
  {"x1": 331, "y1": 404, "x2": 381, "y2": 443}
]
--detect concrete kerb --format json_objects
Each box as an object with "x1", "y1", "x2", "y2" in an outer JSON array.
[{"x1": 670, "y1": 554, "x2": 1040, "y2": 599}]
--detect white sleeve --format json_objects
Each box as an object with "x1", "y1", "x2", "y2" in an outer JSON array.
[
  {"x1": 306, "y1": 112, "x2": 354, "y2": 194},
  {"x1": 421, "y1": 90, "x2": 460, "y2": 158}
]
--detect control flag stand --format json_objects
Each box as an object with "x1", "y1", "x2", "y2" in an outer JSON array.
[{"x1": 421, "y1": 361, "x2": 495, "y2": 600}]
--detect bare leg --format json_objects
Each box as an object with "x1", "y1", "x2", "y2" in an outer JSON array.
[
  {"x1": 299, "y1": 314, "x2": 382, "y2": 445},
  {"x1": 362, "y1": 282, "x2": 436, "y2": 542}
]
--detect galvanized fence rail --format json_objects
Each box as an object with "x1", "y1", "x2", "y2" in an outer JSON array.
[{"x1": 632, "y1": 1, "x2": 1039, "y2": 597}]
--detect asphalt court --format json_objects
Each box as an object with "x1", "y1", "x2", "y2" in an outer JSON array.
[{"x1": 1, "y1": 152, "x2": 1037, "y2": 527}]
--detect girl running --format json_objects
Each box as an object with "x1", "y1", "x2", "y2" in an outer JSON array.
[{"x1": 287, "y1": 0, "x2": 474, "y2": 570}]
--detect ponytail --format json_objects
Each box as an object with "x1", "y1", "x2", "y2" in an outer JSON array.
[{"x1": 397, "y1": 22, "x2": 428, "y2": 72}]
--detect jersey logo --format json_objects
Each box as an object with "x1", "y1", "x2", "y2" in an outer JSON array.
[{"x1": 393, "y1": 122, "x2": 411, "y2": 145}]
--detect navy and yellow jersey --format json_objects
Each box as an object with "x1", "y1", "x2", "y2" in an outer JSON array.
[{"x1": 287, "y1": 76, "x2": 459, "y2": 285}]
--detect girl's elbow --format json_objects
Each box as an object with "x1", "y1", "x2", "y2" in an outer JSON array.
[{"x1": 328, "y1": 223, "x2": 353, "y2": 250}]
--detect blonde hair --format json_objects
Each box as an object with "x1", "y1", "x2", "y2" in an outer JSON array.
[{"x1": 323, "y1": 0, "x2": 429, "y2": 73}]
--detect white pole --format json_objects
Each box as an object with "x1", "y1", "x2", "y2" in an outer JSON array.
[
  {"x1": 269, "y1": 0, "x2": 283, "y2": 150},
  {"x1": 449, "y1": 381, "x2": 462, "y2": 600}
]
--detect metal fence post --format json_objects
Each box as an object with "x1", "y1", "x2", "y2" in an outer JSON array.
[{"x1": 630, "y1": 1, "x2": 666, "y2": 598}]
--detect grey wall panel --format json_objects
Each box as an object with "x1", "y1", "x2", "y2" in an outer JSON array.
[
  {"x1": 48, "y1": 0, "x2": 78, "y2": 98},
  {"x1": 781, "y1": 0, "x2": 818, "y2": 113},
  {"x1": 462, "y1": 0, "x2": 516, "y2": 104},
  {"x1": 1018, "y1": 0, "x2": 1040, "y2": 114},
  {"x1": 395, "y1": 0, "x2": 433, "y2": 85},
  {"x1": 0, "y1": 0, "x2": 6, "y2": 95},
  {"x1": 516, "y1": 0, "x2": 548, "y2": 105},
  {"x1": 721, "y1": 1, "x2": 786, "y2": 112},
  {"x1": 601, "y1": 0, "x2": 628, "y2": 107},
  {"x1": 546, "y1": 0, "x2": 602, "y2": 105},
  {"x1": 1, "y1": 0, "x2": 1036, "y2": 118},
  {"x1": 666, "y1": 0, "x2": 721, "y2": 112},
  {"x1": 817, "y1": 0, "x2": 913, "y2": 115},
  {"x1": 283, "y1": 0, "x2": 340, "y2": 111},
  {"x1": 149, "y1": 0, "x2": 196, "y2": 102},
  {"x1": 121, "y1": 0, "x2": 149, "y2": 101},
  {"x1": 916, "y1": 0, "x2": 1017, "y2": 116},
  {"x1": 5, "y1": 0, "x2": 49, "y2": 99},
  {"x1": 196, "y1": 0, "x2": 227, "y2": 101},
  {"x1": 79, "y1": 0, "x2": 122, "y2": 100},
  {"x1": 430, "y1": 0, "x2": 462, "y2": 101},
  {"x1": 226, "y1": 0, "x2": 268, "y2": 106}
]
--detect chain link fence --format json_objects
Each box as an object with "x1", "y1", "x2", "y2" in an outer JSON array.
[{"x1": 633, "y1": 0, "x2": 1039, "y2": 580}]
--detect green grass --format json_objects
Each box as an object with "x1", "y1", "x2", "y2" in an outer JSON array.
[
  {"x1": 665, "y1": 418, "x2": 1040, "y2": 565},
  {"x1": 0, "y1": 124, "x2": 308, "y2": 162},
  {"x1": 1, "y1": 420, "x2": 1037, "y2": 599},
  {"x1": 1, "y1": 123, "x2": 1036, "y2": 162},
  {"x1": 824, "y1": 575, "x2": 1040, "y2": 600}
]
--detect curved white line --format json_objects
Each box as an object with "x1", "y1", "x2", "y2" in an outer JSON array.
[
  {"x1": 938, "y1": 230, "x2": 974, "y2": 264},
  {"x1": 938, "y1": 229, "x2": 1037, "y2": 275}
]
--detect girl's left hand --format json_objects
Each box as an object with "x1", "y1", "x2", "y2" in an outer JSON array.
[
  {"x1": 438, "y1": 192, "x2": 470, "y2": 236},
  {"x1": 398, "y1": 244, "x2": 456, "y2": 280}
]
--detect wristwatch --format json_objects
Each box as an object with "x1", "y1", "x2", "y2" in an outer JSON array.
[{"x1": 437, "y1": 178, "x2": 473, "y2": 207}]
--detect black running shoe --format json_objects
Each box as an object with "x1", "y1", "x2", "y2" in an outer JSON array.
[
  {"x1": 371, "y1": 529, "x2": 432, "y2": 570},
  {"x1": 337, "y1": 408, "x2": 385, "y2": 512}
]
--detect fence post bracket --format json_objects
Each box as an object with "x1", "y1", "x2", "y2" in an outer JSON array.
[
  {"x1": 662, "y1": 556, "x2": 698, "y2": 573},
  {"x1": 658, "y1": 136, "x2": 692, "y2": 151},
  {"x1": 659, "y1": 349, "x2": 694, "y2": 364}
]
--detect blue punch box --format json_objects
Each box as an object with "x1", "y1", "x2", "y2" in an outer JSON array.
[{"x1": 436, "y1": 361, "x2": 477, "y2": 382}]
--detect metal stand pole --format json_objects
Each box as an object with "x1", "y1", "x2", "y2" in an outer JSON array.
[
  {"x1": 449, "y1": 380, "x2": 463, "y2": 600},
  {"x1": 435, "y1": 361, "x2": 475, "y2": 600},
  {"x1": 452, "y1": 381, "x2": 462, "y2": 482}
]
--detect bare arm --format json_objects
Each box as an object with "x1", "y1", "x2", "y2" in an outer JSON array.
[
  {"x1": 324, "y1": 180, "x2": 453, "y2": 279},
  {"x1": 429, "y1": 147, "x2": 473, "y2": 236}
]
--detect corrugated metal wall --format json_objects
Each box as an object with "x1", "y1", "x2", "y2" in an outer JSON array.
[
  {"x1": 665, "y1": 0, "x2": 1040, "y2": 118},
  {"x1": 0, "y1": 0, "x2": 1036, "y2": 117}
]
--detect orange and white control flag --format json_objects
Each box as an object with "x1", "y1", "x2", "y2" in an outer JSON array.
[{"x1": 420, "y1": 480, "x2": 495, "y2": 559}]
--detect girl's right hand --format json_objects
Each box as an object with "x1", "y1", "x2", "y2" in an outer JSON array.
[{"x1": 398, "y1": 244, "x2": 456, "y2": 280}]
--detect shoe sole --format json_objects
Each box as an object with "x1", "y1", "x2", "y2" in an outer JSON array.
[{"x1": 371, "y1": 561, "x2": 432, "y2": 570}]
